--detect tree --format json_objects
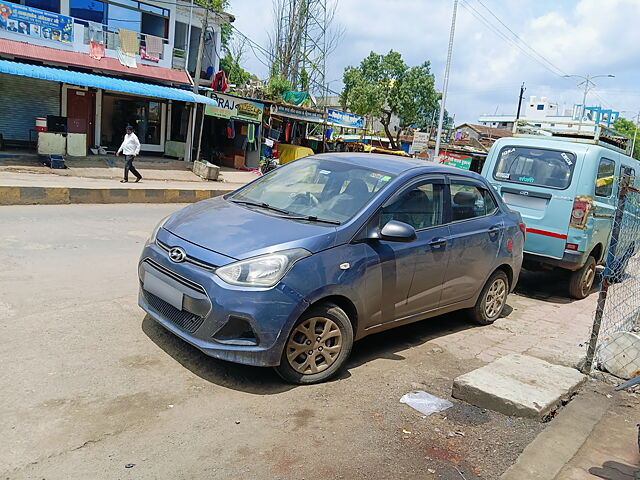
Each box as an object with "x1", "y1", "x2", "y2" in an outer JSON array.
[
  {"x1": 613, "y1": 117, "x2": 640, "y2": 158},
  {"x1": 340, "y1": 50, "x2": 442, "y2": 149},
  {"x1": 219, "y1": 37, "x2": 253, "y2": 85}
]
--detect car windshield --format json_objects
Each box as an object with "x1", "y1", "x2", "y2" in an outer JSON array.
[
  {"x1": 493, "y1": 146, "x2": 576, "y2": 190},
  {"x1": 230, "y1": 157, "x2": 395, "y2": 223}
]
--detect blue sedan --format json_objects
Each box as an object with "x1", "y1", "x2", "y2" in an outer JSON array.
[{"x1": 138, "y1": 153, "x2": 525, "y2": 384}]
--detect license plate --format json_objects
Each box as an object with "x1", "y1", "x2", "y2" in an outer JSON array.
[{"x1": 144, "y1": 273, "x2": 183, "y2": 310}]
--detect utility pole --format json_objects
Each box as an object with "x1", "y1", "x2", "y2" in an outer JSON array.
[
  {"x1": 564, "y1": 74, "x2": 615, "y2": 133},
  {"x1": 632, "y1": 111, "x2": 640, "y2": 158},
  {"x1": 190, "y1": 9, "x2": 208, "y2": 163},
  {"x1": 434, "y1": 0, "x2": 458, "y2": 161},
  {"x1": 515, "y1": 82, "x2": 526, "y2": 120}
]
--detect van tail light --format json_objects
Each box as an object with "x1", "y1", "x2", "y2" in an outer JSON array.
[
  {"x1": 570, "y1": 196, "x2": 593, "y2": 229},
  {"x1": 518, "y1": 222, "x2": 526, "y2": 238},
  {"x1": 566, "y1": 243, "x2": 579, "y2": 251}
]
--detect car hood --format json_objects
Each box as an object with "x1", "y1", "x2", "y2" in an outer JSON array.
[{"x1": 163, "y1": 197, "x2": 338, "y2": 260}]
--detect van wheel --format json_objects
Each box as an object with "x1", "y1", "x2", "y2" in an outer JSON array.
[
  {"x1": 469, "y1": 270, "x2": 509, "y2": 325},
  {"x1": 274, "y1": 303, "x2": 354, "y2": 384},
  {"x1": 569, "y1": 256, "x2": 596, "y2": 299}
]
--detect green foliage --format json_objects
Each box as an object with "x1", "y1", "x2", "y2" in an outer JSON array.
[
  {"x1": 194, "y1": 0, "x2": 231, "y2": 51},
  {"x1": 267, "y1": 76, "x2": 293, "y2": 98},
  {"x1": 340, "y1": 50, "x2": 441, "y2": 148},
  {"x1": 219, "y1": 54, "x2": 252, "y2": 85},
  {"x1": 614, "y1": 117, "x2": 640, "y2": 158},
  {"x1": 299, "y1": 68, "x2": 309, "y2": 92}
]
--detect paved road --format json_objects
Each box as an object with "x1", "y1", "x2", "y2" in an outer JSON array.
[{"x1": 0, "y1": 205, "x2": 597, "y2": 479}]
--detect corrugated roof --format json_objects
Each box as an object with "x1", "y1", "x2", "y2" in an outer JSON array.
[
  {"x1": 0, "y1": 59, "x2": 215, "y2": 104},
  {"x1": 456, "y1": 123, "x2": 512, "y2": 138},
  {"x1": 0, "y1": 38, "x2": 191, "y2": 85}
]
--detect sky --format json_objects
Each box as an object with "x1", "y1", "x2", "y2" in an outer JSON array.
[{"x1": 227, "y1": 0, "x2": 640, "y2": 124}]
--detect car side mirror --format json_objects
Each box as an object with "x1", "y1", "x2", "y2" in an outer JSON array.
[{"x1": 376, "y1": 220, "x2": 417, "y2": 243}]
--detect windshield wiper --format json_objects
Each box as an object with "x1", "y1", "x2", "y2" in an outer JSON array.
[
  {"x1": 230, "y1": 199, "x2": 291, "y2": 215},
  {"x1": 282, "y1": 215, "x2": 341, "y2": 225}
]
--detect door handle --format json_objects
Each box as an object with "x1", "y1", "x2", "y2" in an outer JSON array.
[
  {"x1": 429, "y1": 237, "x2": 447, "y2": 248},
  {"x1": 488, "y1": 224, "x2": 502, "y2": 235}
]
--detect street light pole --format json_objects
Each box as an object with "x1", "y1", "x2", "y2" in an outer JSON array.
[
  {"x1": 564, "y1": 74, "x2": 615, "y2": 133},
  {"x1": 632, "y1": 111, "x2": 640, "y2": 158},
  {"x1": 434, "y1": 0, "x2": 458, "y2": 161}
]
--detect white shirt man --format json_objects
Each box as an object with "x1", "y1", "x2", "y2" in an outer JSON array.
[{"x1": 117, "y1": 126, "x2": 142, "y2": 182}]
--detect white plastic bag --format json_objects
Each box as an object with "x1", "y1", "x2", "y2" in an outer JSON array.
[{"x1": 400, "y1": 391, "x2": 453, "y2": 416}]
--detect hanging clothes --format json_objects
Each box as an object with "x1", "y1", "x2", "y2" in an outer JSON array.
[
  {"x1": 88, "y1": 22, "x2": 105, "y2": 60},
  {"x1": 117, "y1": 28, "x2": 139, "y2": 68},
  {"x1": 226, "y1": 120, "x2": 235, "y2": 139},
  {"x1": 144, "y1": 34, "x2": 163, "y2": 57},
  {"x1": 285, "y1": 122, "x2": 292, "y2": 142},
  {"x1": 247, "y1": 124, "x2": 255, "y2": 144},
  {"x1": 211, "y1": 70, "x2": 228, "y2": 92}
]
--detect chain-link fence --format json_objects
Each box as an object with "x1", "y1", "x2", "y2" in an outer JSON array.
[{"x1": 584, "y1": 173, "x2": 640, "y2": 380}]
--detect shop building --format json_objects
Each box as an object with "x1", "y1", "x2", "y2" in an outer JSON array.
[{"x1": 0, "y1": 0, "x2": 232, "y2": 156}]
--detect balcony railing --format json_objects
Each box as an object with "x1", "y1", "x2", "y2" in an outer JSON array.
[{"x1": 80, "y1": 22, "x2": 167, "y2": 60}]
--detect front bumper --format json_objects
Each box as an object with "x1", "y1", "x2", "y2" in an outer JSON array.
[{"x1": 138, "y1": 237, "x2": 309, "y2": 367}]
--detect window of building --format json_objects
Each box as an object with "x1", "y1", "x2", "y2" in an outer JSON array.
[
  {"x1": 107, "y1": 3, "x2": 141, "y2": 31},
  {"x1": 21, "y1": 0, "x2": 60, "y2": 13},
  {"x1": 70, "y1": 0, "x2": 105, "y2": 23},
  {"x1": 537, "y1": 104, "x2": 545, "y2": 110},
  {"x1": 595, "y1": 158, "x2": 616, "y2": 197},
  {"x1": 380, "y1": 182, "x2": 444, "y2": 231}
]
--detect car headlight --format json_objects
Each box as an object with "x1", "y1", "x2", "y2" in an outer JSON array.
[
  {"x1": 147, "y1": 215, "x2": 170, "y2": 245},
  {"x1": 215, "y1": 248, "x2": 311, "y2": 287}
]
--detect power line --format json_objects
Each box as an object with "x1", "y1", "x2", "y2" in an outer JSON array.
[{"x1": 472, "y1": 0, "x2": 568, "y2": 77}]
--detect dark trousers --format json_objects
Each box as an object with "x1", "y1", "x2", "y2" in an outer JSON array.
[{"x1": 124, "y1": 155, "x2": 142, "y2": 181}]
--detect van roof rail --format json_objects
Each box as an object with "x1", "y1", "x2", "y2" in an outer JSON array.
[{"x1": 512, "y1": 119, "x2": 632, "y2": 155}]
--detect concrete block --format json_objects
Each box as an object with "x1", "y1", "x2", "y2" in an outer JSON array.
[
  {"x1": 0, "y1": 187, "x2": 20, "y2": 205},
  {"x1": 192, "y1": 160, "x2": 220, "y2": 180},
  {"x1": 452, "y1": 354, "x2": 586, "y2": 419},
  {"x1": 598, "y1": 331, "x2": 640, "y2": 380},
  {"x1": 37, "y1": 132, "x2": 66, "y2": 155},
  {"x1": 66, "y1": 133, "x2": 87, "y2": 156}
]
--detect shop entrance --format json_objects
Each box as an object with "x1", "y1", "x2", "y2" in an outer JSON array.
[
  {"x1": 67, "y1": 88, "x2": 95, "y2": 148},
  {"x1": 101, "y1": 93, "x2": 165, "y2": 152}
]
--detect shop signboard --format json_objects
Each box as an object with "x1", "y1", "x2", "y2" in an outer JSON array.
[
  {"x1": 410, "y1": 132, "x2": 430, "y2": 154},
  {"x1": 327, "y1": 109, "x2": 365, "y2": 129},
  {"x1": 205, "y1": 93, "x2": 264, "y2": 123},
  {"x1": 0, "y1": 1, "x2": 73, "y2": 44},
  {"x1": 270, "y1": 104, "x2": 325, "y2": 124},
  {"x1": 440, "y1": 151, "x2": 472, "y2": 170}
]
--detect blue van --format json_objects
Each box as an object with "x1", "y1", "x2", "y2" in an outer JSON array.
[{"x1": 481, "y1": 123, "x2": 639, "y2": 299}]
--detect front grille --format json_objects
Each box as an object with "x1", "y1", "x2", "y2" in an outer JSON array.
[
  {"x1": 143, "y1": 258, "x2": 207, "y2": 295},
  {"x1": 156, "y1": 239, "x2": 217, "y2": 270},
  {"x1": 144, "y1": 291, "x2": 205, "y2": 334}
]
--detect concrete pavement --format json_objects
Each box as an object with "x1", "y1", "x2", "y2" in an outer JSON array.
[{"x1": 0, "y1": 153, "x2": 258, "y2": 204}]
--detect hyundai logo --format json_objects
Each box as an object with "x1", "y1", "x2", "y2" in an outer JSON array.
[{"x1": 169, "y1": 247, "x2": 187, "y2": 263}]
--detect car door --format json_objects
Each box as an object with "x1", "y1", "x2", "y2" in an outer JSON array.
[
  {"x1": 361, "y1": 177, "x2": 450, "y2": 327},
  {"x1": 440, "y1": 177, "x2": 504, "y2": 306}
]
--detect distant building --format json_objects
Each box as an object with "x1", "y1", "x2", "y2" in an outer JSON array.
[
  {"x1": 478, "y1": 95, "x2": 620, "y2": 133},
  {"x1": 453, "y1": 123, "x2": 511, "y2": 146}
]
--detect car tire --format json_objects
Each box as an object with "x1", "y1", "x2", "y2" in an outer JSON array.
[
  {"x1": 469, "y1": 270, "x2": 509, "y2": 325},
  {"x1": 274, "y1": 303, "x2": 354, "y2": 385},
  {"x1": 569, "y1": 256, "x2": 596, "y2": 299}
]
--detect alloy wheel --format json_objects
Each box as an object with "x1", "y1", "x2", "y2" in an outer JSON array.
[
  {"x1": 286, "y1": 316, "x2": 343, "y2": 374},
  {"x1": 484, "y1": 278, "x2": 507, "y2": 319}
]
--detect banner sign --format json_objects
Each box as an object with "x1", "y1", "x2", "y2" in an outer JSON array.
[
  {"x1": 440, "y1": 151, "x2": 472, "y2": 170},
  {"x1": 270, "y1": 104, "x2": 324, "y2": 124},
  {"x1": 205, "y1": 92, "x2": 264, "y2": 123},
  {"x1": 327, "y1": 109, "x2": 365, "y2": 129},
  {"x1": 0, "y1": 1, "x2": 73, "y2": 44},
  {"x1": 410, "y1": 132, "x2": 430, "y2": 153}
]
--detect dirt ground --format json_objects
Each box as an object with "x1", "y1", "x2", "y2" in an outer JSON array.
[{"x1": 0, "y1": 205, "x2": 600, "y2": 480}]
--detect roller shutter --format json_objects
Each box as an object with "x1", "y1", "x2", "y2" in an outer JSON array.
[{"x1": 0, "y1": 73, "x2": 60, "y2": 141}]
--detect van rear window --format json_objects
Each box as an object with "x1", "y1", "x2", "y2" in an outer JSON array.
[{"x1": 493, "y1": 146, "x2": 576, "y2": 190}]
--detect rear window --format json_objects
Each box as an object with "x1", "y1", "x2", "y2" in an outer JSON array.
[{"x1": 493, "y1": 146, "x2": 576, "y2": 190}]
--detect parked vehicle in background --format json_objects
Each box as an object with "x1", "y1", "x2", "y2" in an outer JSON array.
[
  {"x1": 481, "y1": 121, "x2": 640, "y2": 299},
  {"x1": 138, "y1": 154, "x2": 524, "y2": 384}
]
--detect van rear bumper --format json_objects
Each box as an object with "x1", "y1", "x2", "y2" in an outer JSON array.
[{"x1": 523, "y1": 250, "x2": 588, "y2": 272}]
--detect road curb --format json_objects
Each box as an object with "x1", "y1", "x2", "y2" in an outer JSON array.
[
  {"x1": 500, "y1": 390, "x2": 611, "y2": 480},
  {"x1": 0, "y1": 186, "x2": 234, "y2": 205}
]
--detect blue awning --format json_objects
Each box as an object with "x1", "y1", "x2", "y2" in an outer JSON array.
[{"x1": 0, "y1": 59, "x2": 215, "y2": 104}]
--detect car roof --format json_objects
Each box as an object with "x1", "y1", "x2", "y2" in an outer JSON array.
[{"x1": 311, "y1": 152, "x2": 484, "y2": 180}]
